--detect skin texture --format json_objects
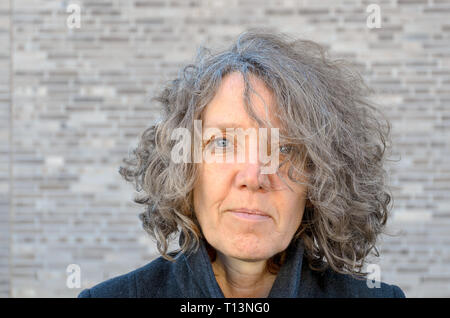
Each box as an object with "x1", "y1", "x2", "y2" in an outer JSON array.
[{"x1": 193, "y1": 72, "x2": 309, "y2": 297}]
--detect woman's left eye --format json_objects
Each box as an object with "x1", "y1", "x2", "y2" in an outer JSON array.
[{"x1": 280, "y1": 145, "x2": 292, "y2": 154}]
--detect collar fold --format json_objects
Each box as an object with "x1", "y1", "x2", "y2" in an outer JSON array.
[{"x1": 178, "y1": 233, "x2": 305, "y2": 298}]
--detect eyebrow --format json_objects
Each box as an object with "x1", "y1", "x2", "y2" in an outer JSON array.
[
  {"x1": 203, "y1": 122, "x2": 252, "y2": 130},
  {"x1": 203, "y1": 122, "x2": 286, "y2": 132},
  {"x1": 203, "y1": 122, "x2": 288, "y2": 137}
]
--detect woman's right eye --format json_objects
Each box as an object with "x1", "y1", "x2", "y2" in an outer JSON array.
[
  {"x1": 204, "y1": 136, "x2": 231, "y2": 149},
  {"x1": 213, "y1": 137, "x2": 229, "y2": 148}
]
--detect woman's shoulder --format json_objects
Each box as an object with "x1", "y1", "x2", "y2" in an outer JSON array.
[
  {"x1": 77, "y1": 254, "x2": 177, "y2": 298},
  {"x1": 303, "y1": 264, "x2": 406, "y2": 298}
]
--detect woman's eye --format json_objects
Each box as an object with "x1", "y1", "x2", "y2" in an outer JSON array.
[
  {"x1": 280, "y1": 145, "x2": 292, "y2": 154},
  {"x1": 206, "y1": 136, "x2": 233, "y2": 150},
  {"x1": 214, "y1": 137, "x2": 229, "y2": 148}
]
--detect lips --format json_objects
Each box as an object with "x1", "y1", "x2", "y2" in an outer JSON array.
[
  {"x1": 229, "y1": 208, "x2": 270, "y2": 216},
  {"x1": 227, "y1": 208, "x2": 271, "y2": 220}
]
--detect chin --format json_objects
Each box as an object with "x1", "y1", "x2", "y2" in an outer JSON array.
[
  {"x1": 223, "y1": 237, "x2": 280, "y2": 262},
  {"x1": 231, "y1": 251, "x2": 273, "y2": 262}
]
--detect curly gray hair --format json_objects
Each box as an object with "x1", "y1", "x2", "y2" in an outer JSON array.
[{"x1": 119, "y1": 29, "x2": 394, "y2": 278}]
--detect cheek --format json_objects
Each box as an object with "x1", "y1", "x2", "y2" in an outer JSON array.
[
  {"x1": 199, "y1": 162, "x2": 235, "y2": 191},
  {"x1": 193, "y1": 164, "x2": 231, "y2": 218},
  {"x1": 278, "y1": 193, "x2": 306, "y2": 227}
]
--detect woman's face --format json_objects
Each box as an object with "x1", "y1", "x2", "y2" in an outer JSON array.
[{"x1": 193, "y1": 72, "x2": 308, "y2": 262}]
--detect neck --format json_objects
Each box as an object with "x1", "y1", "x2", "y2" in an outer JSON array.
[{"x1": 211, "y1": 251, "x2": 277, "y2": 298}]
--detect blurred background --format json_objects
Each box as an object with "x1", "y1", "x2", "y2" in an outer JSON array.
[{"x1": 0, "y1": 0, "x2": 449, "y2": 297}]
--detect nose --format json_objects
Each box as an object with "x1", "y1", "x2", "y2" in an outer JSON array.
[
  {"x1": 235, "y1": 162, "x2": 271, "y2": 191},
  {"x1": 234, "y1": 136, "x2": 272, "y2": 191}
]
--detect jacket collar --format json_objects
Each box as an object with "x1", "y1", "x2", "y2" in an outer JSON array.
[{"x1": 178, "y1": 234, "x2": 305, "y2": 298}]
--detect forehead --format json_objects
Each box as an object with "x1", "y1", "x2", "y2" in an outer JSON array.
[{"x1": 202, "y1": 72, "x2": 281, "y2": 128}]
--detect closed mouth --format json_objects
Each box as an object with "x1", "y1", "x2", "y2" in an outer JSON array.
[{"x1": 227, "y1": 208, "x2": 271, "y2": 220}]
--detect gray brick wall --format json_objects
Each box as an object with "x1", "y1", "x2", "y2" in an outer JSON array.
[
  {"x1": 1, "y1": 0, "x2": 449, "y2": 297},
  {"x1": 0, "y1": 0, "x2": 11, "y2": 300}
]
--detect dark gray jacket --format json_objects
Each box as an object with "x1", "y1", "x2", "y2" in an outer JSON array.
[{"x1": 78, "y1": 237, "x2": 405, "y2": 298}]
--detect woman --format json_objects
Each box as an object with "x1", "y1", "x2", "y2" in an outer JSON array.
[{"x1": 78, "y1": 30, "x2": 405, "y2": 298}]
